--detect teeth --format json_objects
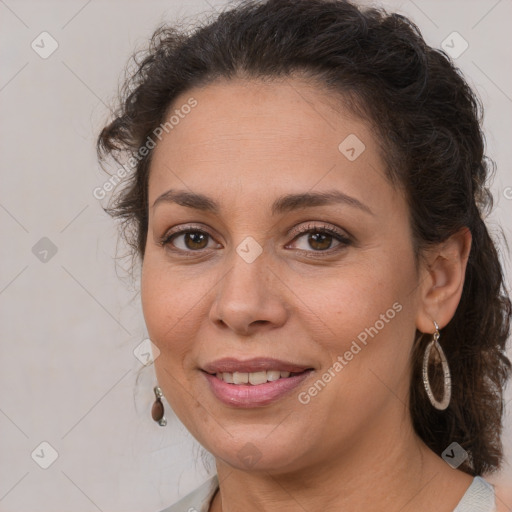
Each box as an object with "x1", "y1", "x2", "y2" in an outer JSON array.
[
  {"x1": 249, "y1": 371, "x2": 267, "y2": 385},
  {"x1": 267, "y1": 370, "x2": 281, "y2": 381},
  {"x1": 215, "y1": 370, "x2": 302, "y2": 385},
  {"x1": 222, "y1": 372, "x2": 234, "y2": 384},
  {"x1": 233, "y1": 372, "x2": 249, "y2": 384}
]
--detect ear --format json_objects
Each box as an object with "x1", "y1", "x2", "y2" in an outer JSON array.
[{"x1": 415, "y1": 227, "x2": 472, "y2": 333}]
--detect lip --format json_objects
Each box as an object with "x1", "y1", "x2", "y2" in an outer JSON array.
[
  {"x1": 201, "y1": 357, "x2": 312, "y2": 374},
  {"x1": 202, "y1": 369, "x2": 314, "y2": 408}
]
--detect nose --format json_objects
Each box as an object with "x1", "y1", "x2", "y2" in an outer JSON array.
[{"x1": 209, "y1": 247, "x2": 289, "y2": 337}]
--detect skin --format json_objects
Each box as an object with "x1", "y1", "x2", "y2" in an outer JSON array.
[{"x1": 141, "y1": 77, "x2": 479, "y2": 511}]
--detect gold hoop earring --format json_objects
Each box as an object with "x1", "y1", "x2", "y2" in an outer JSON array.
[
  {"x1": 151, "y1": 386, "x2": 167, "y2": 426},
  {"x1": 422, "y1": 320, "x2": 452, "y2": 410}
]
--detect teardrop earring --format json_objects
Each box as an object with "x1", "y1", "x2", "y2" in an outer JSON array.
[{"x1": 151, "y1": 386, "x2": 167, "y2": 426}]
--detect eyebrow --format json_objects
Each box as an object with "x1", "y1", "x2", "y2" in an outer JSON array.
[{"x1": 152, "y1": 189, "x2": 374, "y2": 216}]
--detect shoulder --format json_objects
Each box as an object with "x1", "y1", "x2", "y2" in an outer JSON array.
[{"x1": 157, "y1": 475, "x2": 219, "y2": 512}]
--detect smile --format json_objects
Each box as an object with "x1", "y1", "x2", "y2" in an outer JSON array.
[
  {"x1": 202, "y1": 368, "x2": 314, "y2": 407},
  {"x1": 214, "y1": 370, "x2": 305, "y2": 385}
]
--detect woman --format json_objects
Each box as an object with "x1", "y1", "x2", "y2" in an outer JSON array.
[{"x1": 97, "y1": 0, "x2": 511, "y2": 510}]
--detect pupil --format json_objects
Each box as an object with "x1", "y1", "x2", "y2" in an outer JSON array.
[
  {"x1": 310, "y1": 232, "x2": 331, "y2": 250},
  {"x1": 186, "y1": 232, "x2": 207, "y2": 249}
]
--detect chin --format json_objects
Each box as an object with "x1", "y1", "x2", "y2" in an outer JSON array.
[{"x1": 199, "y1": 429, "x2": 309, "y2": 473}]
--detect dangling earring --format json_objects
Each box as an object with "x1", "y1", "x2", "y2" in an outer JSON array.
[
  {"x1": 422, "y1": 320, "x2": 451, "y2": 410},
  {"x1": 151, "y1": 386, "x2": 167, "y2": 426}
]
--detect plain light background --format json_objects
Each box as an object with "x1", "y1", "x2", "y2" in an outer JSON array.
[{"x1": 1, "y1": 0, "x2": 511, "y2": 510}]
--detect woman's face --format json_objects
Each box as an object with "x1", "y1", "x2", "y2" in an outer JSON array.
[{"x1": 142, "y1": 78, "x2": 424, "y2": 473}]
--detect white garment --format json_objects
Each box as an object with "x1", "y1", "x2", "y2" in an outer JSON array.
[{"x1": 159, "y1": 474, "x2": 496, "y2": 512}]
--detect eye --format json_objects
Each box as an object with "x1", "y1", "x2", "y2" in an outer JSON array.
[
  {"x1": 160, "y1": 226, "x2": 220, "y2": 252},
  {"x1": 286, "y1": 223, "x2": 352, "y2": 253}
]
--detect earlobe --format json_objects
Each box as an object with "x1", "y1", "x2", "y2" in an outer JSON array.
[{"x1": 415, "y1": 227, "x2": 472, "y2": 333}]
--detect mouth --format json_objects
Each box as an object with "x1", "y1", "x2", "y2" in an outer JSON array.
[{"x1": 200, "y1": 358, "x2": 314, "y2": 407}]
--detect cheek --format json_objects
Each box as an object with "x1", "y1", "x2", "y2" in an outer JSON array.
[
  {"x1": 141, "y1": 256, "x2": 191, "y2": 359},
  {"x1": 305, "y1": 252, "x2": 416, "y2": 379},
  {"x1": 141, "y1": 258, "x2": 167, "y2": 345},
  {"x1": 141, "y1": 252, "x2": 217, "y2": 374},
  {"x1": 298, "y1": 262, "x2": 405, "y2": 338},
  {"x1": 141, "y1": 259, "x2": 204, "y2": 420}
]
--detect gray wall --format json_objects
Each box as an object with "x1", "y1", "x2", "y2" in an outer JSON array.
[{"x1": 1, "y1": 0, "x2": 511, "y2": 510}]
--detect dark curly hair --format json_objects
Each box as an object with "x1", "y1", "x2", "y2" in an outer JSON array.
[{"x1": 97, "y1": 0, "x2": 511, "y2": 476}]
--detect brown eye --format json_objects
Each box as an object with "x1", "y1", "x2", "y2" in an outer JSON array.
[
  {"x1": 181, "y1": 231, "x2": 209, "y2": 250},
  {"x1": 303, "y1": 232, "x2": 335, "y2": 251},
  {"x1": 288, "y1": 225, "x2": 352, "y2": 253},
  {"x1": 161, "y1": 229, "x2": 218, "y2": 252}
]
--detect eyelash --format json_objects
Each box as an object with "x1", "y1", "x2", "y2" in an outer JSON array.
[{"x1": 159, "y1": 222, "x2": 352, "y2": 257}]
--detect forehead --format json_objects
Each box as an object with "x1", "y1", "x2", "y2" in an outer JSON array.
[
  {"x1": 157, "y1": 78, "x2": 369, "y2": 155},
  {"x1": 148, "y1": 78, "x2": 392, "y2": 211}
]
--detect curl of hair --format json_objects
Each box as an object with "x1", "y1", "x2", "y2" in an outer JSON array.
[{"x1": 97, "y1": 0, "x2": 511, "y2": 475}]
